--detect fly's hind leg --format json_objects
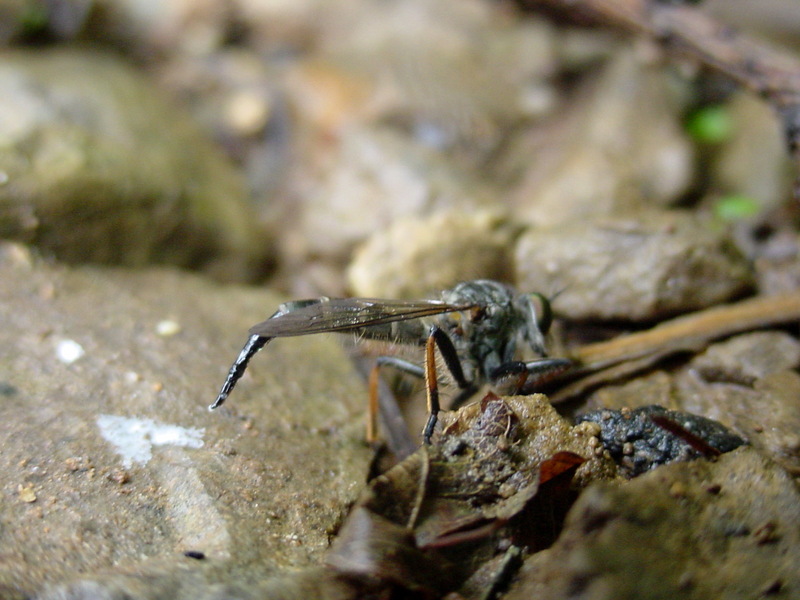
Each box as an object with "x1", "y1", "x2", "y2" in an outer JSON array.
[
  {"x1": 368, "y1": 356, "x2": 425, "y2": 444},
  {"x1": 368, "y1": 325, "x2": 475, "y2": 445}
]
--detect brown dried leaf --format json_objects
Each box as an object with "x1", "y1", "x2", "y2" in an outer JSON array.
[{"x1": 325, "y1": 394, "x2": 611, "y2": 596}]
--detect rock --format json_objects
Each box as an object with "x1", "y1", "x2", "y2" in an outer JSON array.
[
  {"x1": 576, "y1": 405, "x2": 745, "y2": 478},
  {"x1": 347, "y1": 209, "x2": 516, "y2": 298},
  {"x1": 578, "y1": 331, "x2": 800, "y2": 475},
  {"x1": 505, "y1": 50, "x2": 694, "y2": 227},
  {"x1": 515, "y1": 209, "x2": 753, "y2": 321},
  {"x1": 287, "y1": 125, "x2": 492, "y2": 256},
  {"x1": 505, "y1": 448, "x2": 800, "y2": 599},
  {"x1": 0, "y1": 242, "x2": 371, "y2": 599},
  {"x1": 0, "y1": 49, "x2": 270, "y2": 281},
  {"x1": 276, "y1": 121, "x2": 499, "y2": 295},
  {"x1": 584, "y1": 370, "x2": 680, "y2": 414},
  {"x1": 687, "y1": 330, "x2": 800, "y2": 386},
  {"x1": 438, "y1": 394, "x2": 620, "y2": 488},
  {"x1": 747, "y1": 222, "x2": 800, "y2": 296},
  {"x1": 676, "y1": 368, "x2": 800, "y2": 475},
  {"x1": 712, "y1": 93, "x2": 793, "y2": 211}
]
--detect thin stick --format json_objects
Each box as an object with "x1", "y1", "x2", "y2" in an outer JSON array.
[{"x1": 551, "y1": 291, "x2": 800, "y2": 402}]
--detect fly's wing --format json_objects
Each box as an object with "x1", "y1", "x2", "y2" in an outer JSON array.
[{"x1": 248, "y1": 298, "x2": 474, "y2": 339}]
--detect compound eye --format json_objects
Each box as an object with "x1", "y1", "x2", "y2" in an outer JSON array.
[{"x1": 528, "y1": 292, "x2": 553, "y2": 334}]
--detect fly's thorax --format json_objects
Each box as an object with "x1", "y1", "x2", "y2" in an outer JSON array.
[
  {"x1": 440, "y1": 280, "x2": 516, "y2": 307},
  {"x1": 434, "y1": 305, "x2": 519, "y2": 384}
]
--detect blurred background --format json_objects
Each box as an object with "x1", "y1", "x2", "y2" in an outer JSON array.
[{"x1": 1, "y1": 0, "x2": 798, "y2": 304}]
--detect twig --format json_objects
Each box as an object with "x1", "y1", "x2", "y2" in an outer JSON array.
[{"x1": 550, "y1": 291, "x2": 800, "y2": 402}]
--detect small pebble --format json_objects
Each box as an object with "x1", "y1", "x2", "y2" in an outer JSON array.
[
  {"x1": 55, "y1": 339, "x2": 85, "y2": 364},
  {"x1": 225, "y1": 90, "x2": 270, "y2": 136},
  {"x1": 753, "y1": 521, "x2": 780, "y2": 545},
  {"x1": 18, "y1": 485, "x2": 36, "y2": 503},
  {"x1": 155, "y1": 320, "x2": 181, "y2": 337},
  {"x1": 760, "y1": 579, "x2": 783, "y2": 596},
  {"x1": 668, "y1": 481, "x2": 687, "y2": 498},
  {"x1": 109, "y1": 469, "x2": 130, "y2": 485}
]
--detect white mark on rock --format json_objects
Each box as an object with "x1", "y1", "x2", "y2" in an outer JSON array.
[
  {"x1": 96, "y1": 415, "x2": 204, "y2": 468},
  {"x1": 55, "y1": 339, "x2": 85, "y2": 364}
]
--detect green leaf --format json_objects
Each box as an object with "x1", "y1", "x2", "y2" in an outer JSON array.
[
  {"x1": 686, "y1": 105, "x2": 733, "y2": 144},
  {"x1": 713, "y1": 194, "x2": 760, "y2": 221}
]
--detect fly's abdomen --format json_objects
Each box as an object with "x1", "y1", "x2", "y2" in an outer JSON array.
[{"x1": 350, "y1": 318, "x2": 430, "y2": 346}]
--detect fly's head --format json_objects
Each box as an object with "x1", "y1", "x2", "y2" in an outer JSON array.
[{"x1": 439, "y1": 281, "x2": 553, "y2": 367}]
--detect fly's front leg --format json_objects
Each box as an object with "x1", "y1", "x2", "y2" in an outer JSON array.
[
  {"x1": 422, "y1": 326, "x2": 476, "y2": 444},
  {"x1": 520, "y1": 357, "x2": 572, "y2": 391},
  {"x1": 488, "y1": 357, "x2": 572, "y2": 397}
]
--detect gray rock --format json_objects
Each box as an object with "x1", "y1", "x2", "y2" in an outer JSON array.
[
  {"x1": 347, "y1": 209, "x2": 516, "y2": 298},
  {"x1": 506, "y1": 50, "x2": 694, "y2": 228},
  {"x1": 576, "y1": 405, "x2": 745, "y2": 478},
  {"x1": 515, "y1": 210, "x2": 753, "y2": 321},
  {"x1": 712, "y1": 93, "x2": 794, "y2": 212},
  {"x1": 746, "y1": 226, "x2": 800, "y2": 296},
  {"x1": 581, "y1": 331, "x2": 800, "y2": 475},
  {"x1": 289, "y1": 125, "x2": 492, "y2": 260},
  {"x1": 0, "y1": 49, "x2": 270, "y2": 281},
  {"x1": 506, "y1": 448, "x2": 800, "y2": 599},
  {"x1": 0, "y1": 242, "x2": 371, "y2": 599},
  {"x1": 688, "y1": 330, "x2": 800, "y2": 386},
  {"x1": 676, "y1": 368, "x2": 800, "y2": 475}
]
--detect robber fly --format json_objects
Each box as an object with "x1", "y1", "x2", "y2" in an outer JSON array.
[{"x1": 210, "y1": 280, "x2": 571, "y2": 444}]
